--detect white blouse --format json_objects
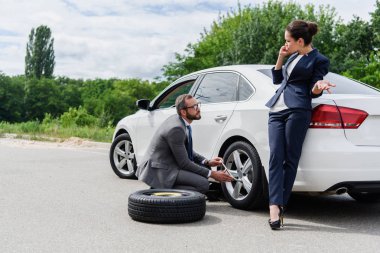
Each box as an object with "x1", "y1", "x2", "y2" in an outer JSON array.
[{"x1": 270, "y1": 54, "x2": 303, "y2": 112}]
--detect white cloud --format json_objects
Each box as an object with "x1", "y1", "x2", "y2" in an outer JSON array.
[{"x1": 0, "y1": 0, "x2": 376, "y2": 80}]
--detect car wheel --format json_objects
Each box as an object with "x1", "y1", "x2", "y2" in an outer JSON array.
[
  {"x1": 109, "y1": 133, "x2": 137, "y2": 179},
  {"x1": 221, "y1": 141, "x2": 265, "y2": 210},
  {"x1": 348, "y1": 192, "x2": 380, "y2": 203},
  {"x1": 128, "y1": 189, "x2": 206, "y2": 223}
]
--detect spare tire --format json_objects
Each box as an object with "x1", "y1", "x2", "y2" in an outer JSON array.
[{"x1": 128, "y1": 189, "x2": 206, "y2": 223}]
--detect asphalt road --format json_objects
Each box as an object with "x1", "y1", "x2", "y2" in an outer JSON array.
[{"x1": 1, "y1": 138, "x2": 380, "y2": 253}]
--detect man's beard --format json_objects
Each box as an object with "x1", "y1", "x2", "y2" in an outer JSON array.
[{"x1": 186, "y1": 111, "x2": 201, "y2": 120}]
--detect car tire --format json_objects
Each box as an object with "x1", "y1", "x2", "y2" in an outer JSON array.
[
  {"x1": 221, "y1": 141, "x2": 266, "y2": 210},
  {"x1": 348, "y1": 192, "x2": 380, "y2": 203},
  {"x1": 128, "y1": 189, "x2": 206, "y2": 223},
  {"x1": 109, "y1": 133, "x2": 137, "y2": 179}
]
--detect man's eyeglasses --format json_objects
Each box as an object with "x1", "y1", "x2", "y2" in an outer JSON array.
[{"x1": 185, "y1": 103, "x2": 201, "y2": 110}]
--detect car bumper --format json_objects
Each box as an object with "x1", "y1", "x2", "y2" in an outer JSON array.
[
  {"x1": 326, "y1": 181, "x2": 380, "y2": 193},
  {"x1": 293, "y1": 129, "x2": 380, "y2": 192}
]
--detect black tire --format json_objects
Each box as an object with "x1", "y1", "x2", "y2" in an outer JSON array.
[
  {"x1": 348, "y1": 192, "x2": 380, "y2": 203},
  {"x1": 109, "y1": 133, "x2": 137, "y2": 179},
  {"x1": 221, "y1": 141, "x2": 265, "y2": 210},
  {"x1": 128, "y1": 189, "x2": 206, "y2": 223}
]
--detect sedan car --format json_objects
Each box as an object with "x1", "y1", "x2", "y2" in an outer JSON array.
[{"x1": 110, "y1": 65, "x2": 380, "y2": 209}]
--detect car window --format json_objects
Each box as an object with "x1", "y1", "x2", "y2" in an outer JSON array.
[
  {"x1": 257, "y1": 69, "x2": 380, "y2": 95},
  {"x1": 257, "y1": 68, "x2": 273, "y2": 80},
  {"x1": 194, "y1": 72, "x2": 238, "y2": 104},
  {"x1": 238, "y1": 77, "x2": 254, "y2": 101},
  {"x1": 323, "y1": 73, "x2": 380, "y2": 95},
  {"x1": 156, "y1": 80, "x2": 195, "y2": 109}
]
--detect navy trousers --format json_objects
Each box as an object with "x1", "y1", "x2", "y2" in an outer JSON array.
[{"x1": 268, "y1": 108, "x2": 312, "y2": 206}]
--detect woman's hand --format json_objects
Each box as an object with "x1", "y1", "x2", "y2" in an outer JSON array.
[
  {"x1": 275, "y1": 44, "x2": 291, "y2": 70},
  {"x1": 312, "y1": 80, "x2": 336, "y2": 95},
  {"x1": 279, "y1": 44, "x2": 291, "y2": 58}
]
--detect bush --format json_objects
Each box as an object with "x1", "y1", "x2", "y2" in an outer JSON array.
[
  {"x1": 19, "y1": 120, "x2": 41, "y2": 133},
  {"x1": 60, "y1": 107, "x2": 98, "y2": 127},
  {"x1": 0, "y1": 122, "x2": 12, "y2": 133}
]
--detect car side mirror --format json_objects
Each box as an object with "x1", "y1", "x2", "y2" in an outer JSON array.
[{"x1": 136, "y1": 99, "x2": 151, "y2": 110}]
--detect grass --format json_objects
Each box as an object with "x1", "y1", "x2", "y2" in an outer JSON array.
[{"x1": 0, "y1": 121, "x2": 113, "y2": 143}]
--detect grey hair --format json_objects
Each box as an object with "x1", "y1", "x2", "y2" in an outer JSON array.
[{"x1": 175, "y1": 94, "x2": 193, "y2": 115}]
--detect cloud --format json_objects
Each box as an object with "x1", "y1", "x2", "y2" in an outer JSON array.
[{"x1": 0, "y1": 0, "x2": 374, "y2": 80}]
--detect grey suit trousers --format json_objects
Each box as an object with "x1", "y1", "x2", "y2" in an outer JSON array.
[{"x1": 173, "y1": 170, "x2": 209, "y2": 193}]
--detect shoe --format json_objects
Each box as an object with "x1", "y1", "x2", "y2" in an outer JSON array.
[
  {"x1": 268, "y1": 206, "x2": 284, "y2": 230},
  {"x1": 204, "y1": 191, "x2": 221, "y2": 202}
]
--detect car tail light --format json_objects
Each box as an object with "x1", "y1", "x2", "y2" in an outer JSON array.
[{"x1": 310, "y1": 104, "x2": 368, "y2": 129}]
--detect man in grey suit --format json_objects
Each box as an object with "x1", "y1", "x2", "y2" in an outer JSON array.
[{"x1": 136, "y1": 94, "x2": 233, "y2": 193}]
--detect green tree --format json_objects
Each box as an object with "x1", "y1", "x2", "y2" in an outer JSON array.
[
  {"x1": 81, "y1": 78, "x2": 116, "y2": 117},
  {"x1": 162, "y1": 1, "x2": 339, "y2": 81},
  {"x1": 337, "y1": 1, "x2": 380, "y2": 86},
  {"x1": 342, "y1": 53, "x2": 380, "y2": 88},
  {"x1": 371, "y1": 0, "x2": 380, "y2": 48},
  {"x1": 25, "y1": 25, "x2": 55, "y2": 79},
  {"x1": 0, "y1": 73, "x2": 25, "y2": 122},
  {"x1": 330, "y1": 17, "x2": 374, "y2": 73},
  {"x1": 56, "y1": 76, "x2": 84, "y2": 113},
  {"x1": 103, "y1": 79, "x2": 156, "y2": 124},
  {"x1": 24, "y1": 78, "x2": 63, "y2": 120}
]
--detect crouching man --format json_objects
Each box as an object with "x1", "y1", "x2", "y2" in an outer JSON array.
[{"x1": 136, "y1": 94, "x2": 233, "y2": 193}]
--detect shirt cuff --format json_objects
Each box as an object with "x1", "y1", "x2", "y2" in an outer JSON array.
[{"x1": 202, "y1": 159, "x2": 211, "y2": 177}]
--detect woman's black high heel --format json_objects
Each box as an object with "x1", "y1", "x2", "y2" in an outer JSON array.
[{"x1": 268, "y1": 206, "x2": 284, "y2": 230}]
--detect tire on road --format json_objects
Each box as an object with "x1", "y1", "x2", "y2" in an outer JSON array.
[
  {"x1": 128, "y1": 189, "x2": 206, "y2": 223},
  {"x1": 109, "y1": 133, "x2": 137, "y2": 179},
  {"x1": 221, "y1": 141, "x2": 266, "y2": 210}
]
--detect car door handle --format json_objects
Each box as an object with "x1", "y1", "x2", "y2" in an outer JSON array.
[{"x1": 214, "y1": 115, "x2": 227, "y2": 123}]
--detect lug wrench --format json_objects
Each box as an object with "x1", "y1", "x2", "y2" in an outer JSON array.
[{"x1": 221, "y1": 163, "x2": 242, "y2": 182}]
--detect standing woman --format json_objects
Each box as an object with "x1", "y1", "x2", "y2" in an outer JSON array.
[{"x1": 265, "y1": 20, "x2": 335, "y2": 230}]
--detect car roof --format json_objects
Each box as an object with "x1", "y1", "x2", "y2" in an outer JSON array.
[{"x1": 181, "y1": 64, "x2": 273, "y2": 79}]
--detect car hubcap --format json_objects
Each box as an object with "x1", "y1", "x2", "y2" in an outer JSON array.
[
  {"x1": 225, "y1": 149, "x2": 254, "y2": 200},
  {"x1": 113, "y1": 140, "x2": 135, "y2": 176}
]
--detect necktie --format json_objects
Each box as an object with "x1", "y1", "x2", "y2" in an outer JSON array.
[{"x1": 186, "y1": 125, "x2": 193, "y2": 161}]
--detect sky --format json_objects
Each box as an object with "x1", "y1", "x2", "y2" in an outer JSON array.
[{"x1": 0, "y1": 0, "x2": 377, "y2": 80}]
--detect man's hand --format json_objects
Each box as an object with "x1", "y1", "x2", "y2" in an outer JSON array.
[
  {"x1": 312, "y1": 80, "x2": 336, "y2": 95},
  {"x1": 210, "y1": 170, "x2": 234, "y2": 182},
  {"x1": 207, "y1": 157, "x2": 223, "y2": 167}
]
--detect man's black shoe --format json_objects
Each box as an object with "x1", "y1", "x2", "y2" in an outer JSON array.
[{"x1": 204, "y1": 191, "x2": 221, "y2": 202}]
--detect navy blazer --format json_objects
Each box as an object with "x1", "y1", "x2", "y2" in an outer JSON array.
[{"x1": 265, "y1": 48, "x2": 329, "y2": 110}]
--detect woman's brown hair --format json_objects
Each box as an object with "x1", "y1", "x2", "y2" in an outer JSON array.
[{"x1": 286, "y1": 20, "x2": 318, "y2": 45}]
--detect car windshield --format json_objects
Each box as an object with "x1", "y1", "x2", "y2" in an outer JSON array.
[
  {"x1": 257, "y1": 69, "x2": 380, "y2": 95},
  {"x1": 155, "y1": 79, "x2": 196, "y2": 109}
]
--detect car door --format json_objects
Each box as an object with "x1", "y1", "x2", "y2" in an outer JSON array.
[
  {"x1": 192, "y1": 72, "x2": 239, "y2": 159},
  {"x1": 134, "y1": 78, "x2": 198, "y2": 163}
]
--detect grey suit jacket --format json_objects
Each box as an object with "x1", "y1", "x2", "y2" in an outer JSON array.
[{"x1": 135, "y1": 114, "x2": 210, "y2": 188}]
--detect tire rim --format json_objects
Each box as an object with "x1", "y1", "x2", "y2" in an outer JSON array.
[
  {"x1": 225, "y1": 149, "x2": 254, "y2": 200},
  {"x1": 149, "y1": 192, "x2": 183, "y2": 197},
  {"x1": 113, "y1": 139, "x2": 135, "y2": 176}
]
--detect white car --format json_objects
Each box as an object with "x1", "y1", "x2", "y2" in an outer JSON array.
[{"x1": 110, "y1": 65, "x2": 380, "y2": 209}]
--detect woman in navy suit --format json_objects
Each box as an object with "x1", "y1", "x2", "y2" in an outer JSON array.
[{"x1": 265, "y1": 20, "x2": 335, "y2": 230}]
